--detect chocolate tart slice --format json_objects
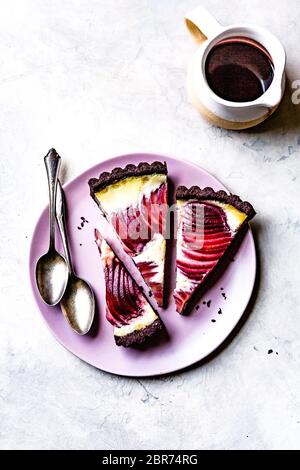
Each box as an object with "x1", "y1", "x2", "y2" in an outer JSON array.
[
  {"x1": 95, "y1": 229, "x2": 163, "y2": 347},
  {"x1": 174, "y1": 186, "x2": 256, "y2": 314},
  {"x1": 89, "y1": 162, "x2": 168, "y2": 307}
]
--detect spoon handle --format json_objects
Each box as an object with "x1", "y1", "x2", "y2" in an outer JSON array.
[
  {"x1": 55, "y1": 180, "x2": 73, "y2": 275},
  {"x1": 44, "y1": 149, "x2": 61, "y2": 250}
]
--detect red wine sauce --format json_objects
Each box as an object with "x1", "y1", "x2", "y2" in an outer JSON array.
[{"x1": 205, "y1": 37, "x2": 274, "y2": 102}]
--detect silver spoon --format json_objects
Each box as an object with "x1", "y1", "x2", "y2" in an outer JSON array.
[
  {"x1": 36, "y1": 149, "x2": 68, "y2": 305},
  {"x1": 56, "y1": 181, "x2": 95, "y2": 335}
]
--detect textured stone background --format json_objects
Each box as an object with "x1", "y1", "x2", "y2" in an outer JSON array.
[{"x1": 0, "y1": 0, "x2": 300, "y2": 449}]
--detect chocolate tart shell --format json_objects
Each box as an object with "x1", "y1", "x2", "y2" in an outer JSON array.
[
  {"x1": 89, "y1": 161, "x2": 167, "y2": 194},
  {"x1": 176, "y1": 185, "x2": 256, "y2": 219},
  {"x1": 114, "y1": 318, "x2": 163, "y2": 347}
]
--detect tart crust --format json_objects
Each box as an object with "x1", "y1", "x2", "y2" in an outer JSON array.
[
  {"x1": 89, "y1": 161, "x2": 167, "y2": 194},
  {"x1": 176, "y1": 186, "x2": 256, "y2": 218},
  {"x1": 115, "y1": 319, "x2": 163, "y2": 347}
]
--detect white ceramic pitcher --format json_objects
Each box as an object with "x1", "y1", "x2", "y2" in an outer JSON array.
[{"x1": 185, "y1": 6, "x2": 286, "y2": 129}]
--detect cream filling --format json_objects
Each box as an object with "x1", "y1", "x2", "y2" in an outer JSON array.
[
  {"x1": 134, "y1": 233, "x2": 166, "y2": 284},
  {"x1": 114, "y1": 302, "x2": 158, "y2": 337},
  {"x1": 176, "y1": 269, "x2": 195, "y2": 292},
  {"x1": 99, "y1": 238, "x2": 115, "y2": 266},
  {"x1": 95, "y1": 174, "x2": 167, "y2": 214},
  {"x1": 175, "y1": 209, "x2": 195, "y2": 291}
]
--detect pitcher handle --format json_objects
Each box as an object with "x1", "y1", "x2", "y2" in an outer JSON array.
[{"x1": 184, "y1": 6, "x2": 222, "y2": 44}]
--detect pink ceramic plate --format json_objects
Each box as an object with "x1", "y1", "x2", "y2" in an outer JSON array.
[{"x1": 29, "y1": 153, "x2": 256, "y2": 377}]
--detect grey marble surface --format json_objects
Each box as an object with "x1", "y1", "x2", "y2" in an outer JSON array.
[{"x1": 1, "y1": 0, "x2": 300, "y2": 450}]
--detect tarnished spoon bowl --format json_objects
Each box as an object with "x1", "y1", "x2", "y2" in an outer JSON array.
[
  {"x1": 60, "y1": 274, "x2": 95, "y2": 335},
  {"x1": 36, "y1": 252, "x2": 68, "y2": 306}
]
